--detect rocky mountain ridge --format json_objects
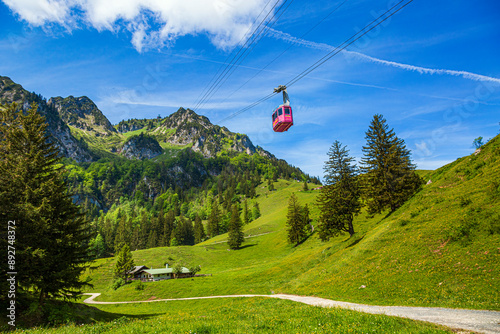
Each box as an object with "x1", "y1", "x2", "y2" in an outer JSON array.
[
  {"x1": 0, "y1": 76, "x2": 94, "y2": 162},
  {"x1": 0, "y1": 75, "x2": 273, "y2": 162},
  {"x1": 49, "y1": 95, "x2": 116, "y2": 135}
]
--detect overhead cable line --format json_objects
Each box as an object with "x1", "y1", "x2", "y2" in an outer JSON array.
[
  {"x1": 194, "y1": 0, "x2": 293, "y2": 112},
  {"x1": 217, "y1": 0, "x2": 414, "y2": 124},
  {"x1": 285, "y1": 0, "x2": 414, "y2": 88},
  {"x1": 198, "y1": 0, "x2": 295, "y2": 111},
  {"x1": 192, "y1": 0, "x2": 276, "y2": 111},
  {"x1": 207, "y1": 0, "x2": 349, "y2": 114}
]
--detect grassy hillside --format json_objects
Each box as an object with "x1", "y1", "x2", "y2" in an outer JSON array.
[
  {"x1": 20, "y1": 297, "x2": 455, "y2": 333},
  {"x1": 80, "y1": 135, "x2": 499, "y2": 311}
]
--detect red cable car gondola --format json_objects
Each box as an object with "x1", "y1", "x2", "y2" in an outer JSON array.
[{"x1": 272, "y1": 85, "x2": 293, "y2": 132}]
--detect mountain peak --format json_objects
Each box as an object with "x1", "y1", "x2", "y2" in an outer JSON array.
[
  {"x1": 49, "y1": 95, "x2": 116, "y2": 135},
  {"x1": 164, "y1": 107, "x2": 212, "y2": 129},
  {"x1": 0, "y1": 75, "x2": 28, "y2": 104}
]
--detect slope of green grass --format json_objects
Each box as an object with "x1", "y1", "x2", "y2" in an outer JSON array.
[
  {"x1": 69, "y1": 125, "x2": 189, "y2": 159},
  {"x1": 19, "y1": 298, "x2": 455, "y2": 334},
  {"x1": 81, "y1": 136, "x2": 499, "y2": 312},
  {"x1": 284, "y1": 137, "x2": 499, "y2": 309}
]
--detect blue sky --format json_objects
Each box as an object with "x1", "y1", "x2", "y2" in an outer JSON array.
[{"x1": 1, "y1": 0, "x2": 499, "y2": 178}]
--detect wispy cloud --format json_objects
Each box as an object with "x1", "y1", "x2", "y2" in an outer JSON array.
[
  {"x1": 267, "y1": 28, "x2": 500, "y2": 85},
  {"x1": 2, "y1": 0, "x2": 272, "y2": 52}
]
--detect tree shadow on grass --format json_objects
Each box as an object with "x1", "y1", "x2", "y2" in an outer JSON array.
[
  {"x1": 295, "y1": 229, "x2": 317, "y2": 247},
  {"x1": 79, "y1": 304, "x2": 164, "y2": 322},
  {"x1": 238, "y1": 244, "x2": 257, "y2": 250},
  {"x1": 346, "y1": 235, "x2": 365, "y2": 248},
  {"x1": 12, "y1": 300, "x2": 165, "y2": 330}
]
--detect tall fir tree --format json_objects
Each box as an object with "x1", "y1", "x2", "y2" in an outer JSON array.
[
  {"x1": 317, "y1": 141, "x2": 361, "y2": 240},
  {"x1": 193, "y1": 215, "x2": 206, "y2": 244},
  {"x1": 207, "y1": 201, "x2": 220, "y2": 238},
  {"x1": 360, "y1": 115, "x2": 423, "y2": 214},
  {"x1": 177, "y1": 215, "x2": 195, "y2": 245},
  {"x1": 302, "y1": 204, "x2": 312, "y2": 233},
  {"x1": 286, "y1": 193, "x2": 308, "y2": 246},
  {"x1": 227, "y1": 205, "x2": 244, "y2": 249},
  {"x1": 157, "y1": 208, "x2": 166, "y2": 246},
  {"x1": 242, "y1": 199, "x2": 250, "y2": 225},
  {"x1": 114, "y1": 244, "x2": 134, "y2": 280},
  {"x1": 252, "y1": 202, "x2": 261, "y2": 220},
  {"x1": 147, "y1": 229, "x2": 158, "y2": 249},
  {"x1": 114, "y1": 215, "x2": 130, "y2": 252},
  {"x1": 0, "y1": 103, "x2": 93, "y2": 306},
  {"x1": 102, "y1": 217, "x2": 115, "y2": 253},
  {"x1": 163, "y1": 210, "x2": 175, "y2": 246}
]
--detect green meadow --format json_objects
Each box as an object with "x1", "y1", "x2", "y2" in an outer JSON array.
[{"x1": 21, "y1": 297, "x2": 456, "y2": 333}]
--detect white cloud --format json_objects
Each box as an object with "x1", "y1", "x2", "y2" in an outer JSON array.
[
  {"x1": 2, "y1": 0, "x2": 271, "y2": 51},
  {"x1": 3, "y1": 0, "x2": 74, "y2": 26}
]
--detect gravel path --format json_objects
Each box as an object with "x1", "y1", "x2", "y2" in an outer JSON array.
[{"x1": 82, "y1": 293, "x2": 500, "y2": 334}]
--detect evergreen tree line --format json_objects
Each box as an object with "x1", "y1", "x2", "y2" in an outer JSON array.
[
  {"x1": 69, "y1": 145, "x2": 313, "y2": 223},
  {"x1": 285, "y1": 114, "x2": 424, "y2": 245},
  {"x1": 316, "y1": 114, "x2": 424, "y2": 241},
  {"x1": 90, "y1": 190, "x2": 261, "y2": 257}
]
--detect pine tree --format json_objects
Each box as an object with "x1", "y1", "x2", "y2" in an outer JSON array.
[
  {"x1": 267, "y1": 178, "x2": 275, "y2": 191},
  {"x1": 360, "y1": 115, "x2": 423, "y2": 214},
  {"x1": 317, "y1": 141, "x2": 361, "y2": 240},
  {"x1": 302, "y1": 204, "x2": 312, "y2": 233},
  {"x1": 243, "y1": 199, "x2": 250, "y2": 224},
  {"x1": 301, "y1": 175, "x2": 309, "y2": 191},
  {"x1": 163, "y1": 210, "x2": 175, "y2": 246},
  {"x1": 178, "y1": 215, "x2": 195, "y2": 245},
  {"x1": 157, "y1": 208, "x2": 166, "y2": 246},
  {"x1": 227, "y1": 205, "x2": 244, "y2": 249},
  {"x1": 147, "y1": 229, "x2": 157, "y2": 248},
  {"x1": 207, "y1": 201, "x2": 220, "y2": 238},
  {"x1": 90, "y1": 233, "x2": 106, "y2": 259},
  {"x1": 102, "y1": 217, "x2": 115, "y2": 253},
  {"x1": 114, "y1": 215, "x2": 129, "y2": 253},
  {"x1": 0, "y1": 103, "x2": 93, "y2": 305},
  {"x1": 252, "y1": 202, "x2": 261, "y2": 220},
  {"x1": 114, "y1": 244, "x2": 135, "y2": 280},
  {"x1": 193, "y1": 215, "x2": 206, "y2": 244},
  {"x1": 286, "y1": 193, "x2": 308, "y2": 246}
]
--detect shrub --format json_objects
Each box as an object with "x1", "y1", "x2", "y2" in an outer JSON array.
[
  {"x1": 485, "y1": 211, "x2": 500, "y2": 235},
  {"x1": 112, "y1": 278, "x2": 125, "y2": 290},
  {"x1": 487, "y1": 181, "x2": 500, "y2": 200},
  {"x1": 135, "y1": 281, "x2": 145, "y2": 291},
  {"x1": 459, "y1": 196, "x2": 472, "y2": 207},
  {"x1": 448, "y1": 217, "x2": 478, "y2": 244}
]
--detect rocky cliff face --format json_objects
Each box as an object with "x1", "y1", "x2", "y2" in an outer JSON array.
[
  {"x1": 155, "y1": 108, "x2": 259, "y2": 158},
  {"x1": 120, "y1": 133, "x2": 163, "y2": 160},
  {"x1": 49, "y1": 96, "x2": 116, "y2": 135},
  {"x1": 0, "y1": 76, "x2": 94, "y2": 162},
  {"x1": 0, "y1": 76, "x2": 27, "y2": 104}
]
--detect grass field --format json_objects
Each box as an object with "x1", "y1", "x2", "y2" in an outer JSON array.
[{"x1": 19, "y1": 298, "x2": 456, "y2": 333}]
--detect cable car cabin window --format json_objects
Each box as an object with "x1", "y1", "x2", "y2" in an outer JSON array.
[
  {"x1": 272, "y1": 112, "x2": 277, "y2": 122},
  {"x1": 278, "y1": 108, "x2": 283, "y2": 116},
  {"x1": 284, "y1": 107, "x2": 290, "y2": 115}
]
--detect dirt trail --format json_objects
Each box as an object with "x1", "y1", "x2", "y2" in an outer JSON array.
[{"x1": 82, "y1": 293, "x2": 500, "y2": 334}]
